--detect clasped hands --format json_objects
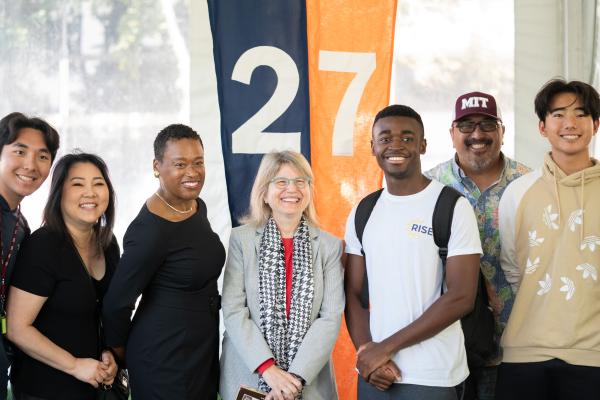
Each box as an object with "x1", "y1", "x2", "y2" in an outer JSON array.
[
  {"x1": 71, "y1": 350, "x2": 118, "y2": 388},
  {"x1": 357, "y1": 341, "x2": 401, "y2": 391},
  {"x1": 263, "y1": 365, "x2": 303, "y2": 400}
]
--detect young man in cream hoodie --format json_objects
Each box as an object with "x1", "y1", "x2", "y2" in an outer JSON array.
[{"x1": 497, "y1": 79, "x2": 600, "y2": 399}]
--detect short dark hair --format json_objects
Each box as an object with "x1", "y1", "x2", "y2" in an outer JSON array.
[
  {"x1": 534, "y1": 79, "x2": 600, "y2": 121},
  {"x1": 373, "y1": 105, "x2": 425, "y2": 135},
  {"x1": 0, "y1": 112, "x2": 60, "y2": 161},
  {"x1": 43, "y1": 152, "x2": 116, "y2": 255},
  {"x1": 154, "y1": 124, "x2": 203, "y2": 161}
]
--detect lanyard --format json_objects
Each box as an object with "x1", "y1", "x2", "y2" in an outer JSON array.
[{"x1": 0, "y1": 206, "x2": 21, "y2": 314}]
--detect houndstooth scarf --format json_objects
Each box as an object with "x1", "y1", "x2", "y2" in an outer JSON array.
[{"x1": 258, "y1": 217, "x2": 314, "y2": 395}]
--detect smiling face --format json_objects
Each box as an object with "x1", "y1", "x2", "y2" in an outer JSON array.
[
  {"x1": 60, "y1": 162, "x2": 109, "y2": 231},
  {"x1": 0, "y1": 127, "x2": 52, "y2": 209},
  {"x1": 450, "y1": 114, "x2": 504, "y2": 173},
  {"x1": 154, "y1": 138, "x2": 205, "y2": 205},
  {"x1": 540, "y1": 92, "x2": 599, "y2": 162},
  {"x1": 371, "y1": 116, "x2": 426, "y2": 181},
  {"x1": 264, "y1": 164, "x2": 311, "y2": 222}
]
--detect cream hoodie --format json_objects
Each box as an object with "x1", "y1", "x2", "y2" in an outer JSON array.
[{"x1": 498, "y1": 153, "x2": 600, "y2": 366}]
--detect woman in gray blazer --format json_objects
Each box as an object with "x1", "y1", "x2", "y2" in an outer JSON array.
[{"x1": 220, "y1": 151, "x2": 344, "y2": 400}]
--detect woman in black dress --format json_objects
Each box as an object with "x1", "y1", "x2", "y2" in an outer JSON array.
[
  {"x1": 103, "y1": 124, "x2": 225, "y2": 399},
  {"x1": 7, "y1": 153, "x2": 119, "y2": 399}
]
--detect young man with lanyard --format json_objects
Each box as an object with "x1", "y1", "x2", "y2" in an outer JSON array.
[
  {"x1": 0, "y1": 112, "x2": 59, "y2": 399},
  {"x1": 426, "y1": 91, "x2": 530, "y2": 399},
  {"x1": 344, "y1": 105, "x2": 482, "y2": 399},
  {"x1": 497, "y1": 79, "x2": 600, "y2": 399}
]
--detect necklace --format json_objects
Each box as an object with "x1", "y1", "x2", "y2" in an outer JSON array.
[{"x1": 154, "y1": 192, "x2": 193, "y2": 214}]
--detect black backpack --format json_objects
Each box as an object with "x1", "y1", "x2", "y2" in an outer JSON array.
[{"x1": 354, "y1": 185, "x2": 495, "y2": 369}]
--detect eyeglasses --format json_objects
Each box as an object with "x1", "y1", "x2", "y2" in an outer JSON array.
[
  {"x1": 269, "y1": 176, "x2": 311, "y2": 189},
  {"x1": 454, "y1": 120, "x2": 500, "y2": 133}
]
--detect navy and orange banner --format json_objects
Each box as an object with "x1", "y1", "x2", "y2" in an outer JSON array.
[{"x1": 206, "y1": 1, "x2": 396, "y2": 398}]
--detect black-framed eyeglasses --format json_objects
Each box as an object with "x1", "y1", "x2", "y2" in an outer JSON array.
[
  {"x1": 269, "y1": 176, "x2": 311, "y2": 189},
  {"x1": 454, "y1": 120, "x2": 501, "y2": 134}
]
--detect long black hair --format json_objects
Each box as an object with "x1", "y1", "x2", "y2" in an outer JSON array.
[{"x1": 43, "y1": 152, "x2": 116, "y2": 255}]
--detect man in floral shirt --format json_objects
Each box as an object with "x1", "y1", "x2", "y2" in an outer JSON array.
[{"x1": 426, "y1": 91, "x2": 529, "y2": 400}]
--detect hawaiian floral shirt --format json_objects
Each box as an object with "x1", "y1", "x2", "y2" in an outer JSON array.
[{"x1": 426, "y1": 153, "x2": 530, "y2": 360}]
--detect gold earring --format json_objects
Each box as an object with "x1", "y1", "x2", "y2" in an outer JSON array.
[{"x1": 153, "y1": 171, "x2": 160, "y2": 178}]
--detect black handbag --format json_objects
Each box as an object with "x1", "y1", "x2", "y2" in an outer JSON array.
[{"x1": 97, "y1": 368, "x2": 129, "y2": 400}]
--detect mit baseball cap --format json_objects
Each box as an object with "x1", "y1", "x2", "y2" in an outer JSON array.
[{"x1": 453, "y1": 91, "x2": 502, "y2": 122}]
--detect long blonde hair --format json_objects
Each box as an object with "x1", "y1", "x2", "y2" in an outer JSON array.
[{"x1": 241, "y1": 151, "x2": 319, "y2": 227}]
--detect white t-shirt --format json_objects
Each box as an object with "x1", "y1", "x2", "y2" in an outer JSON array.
[{"x1": 345, "y1": 179, "x2": 482, "y2": 387}]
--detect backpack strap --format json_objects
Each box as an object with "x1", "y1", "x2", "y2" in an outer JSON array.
[
  {"x1": 432, "y1": 186, "x2": 463, "y2": 294},
  {"x1": 354, "y1": 188, "x2": 383, "y2": 309}
]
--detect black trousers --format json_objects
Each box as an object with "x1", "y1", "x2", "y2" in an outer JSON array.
[
  {"x1": 11, "y1": 387, "x2": 48, "y2": 400},
  {"x1": 495, "y1": 359, "x2": 600, "y2": 400}
]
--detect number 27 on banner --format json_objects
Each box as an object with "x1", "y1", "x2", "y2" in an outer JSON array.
[{"x1": 231, "y1": 46, "x2": 376, "y2": 156}]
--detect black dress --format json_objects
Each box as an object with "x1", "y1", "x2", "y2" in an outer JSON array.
[
  {"x1": 10, "y1": 227, "x2": 119, "y2": 400},
  {"x1": 103, "y1": 199, "x2": 225, "y2": 399}
]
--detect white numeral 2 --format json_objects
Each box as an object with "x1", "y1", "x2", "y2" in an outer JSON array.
[
  {"x1": 231, "y1": 46, "x2": 301, "y2": 154},
  {"x1": 319, "y1": 51, "x2": 376, "y2": 156}
]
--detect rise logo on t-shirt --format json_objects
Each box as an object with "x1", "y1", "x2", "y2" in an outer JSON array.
[{"x1": 407, "y1": 220, "x2": 433, "y2": 238}]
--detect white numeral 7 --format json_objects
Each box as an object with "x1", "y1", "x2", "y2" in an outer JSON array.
[{"x1": 318, "y1": 51, "x2": 376, "y2": 156}]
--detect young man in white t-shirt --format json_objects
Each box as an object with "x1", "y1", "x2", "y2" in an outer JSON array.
[{"x1": 344, "y1": 105, "x2": 483, "y2": 399}]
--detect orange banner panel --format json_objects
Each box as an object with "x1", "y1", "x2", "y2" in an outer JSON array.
[{"x1": 306, "y1": 1, "x2": 396, "y2": 399}]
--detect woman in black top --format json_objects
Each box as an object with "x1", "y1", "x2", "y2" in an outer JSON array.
[
  {"x1": 7, "y1": 152, "x2": 119, "y2": 399},
  {"x1": 103, "y1": 124, "x2": 225, "y2": 399}
]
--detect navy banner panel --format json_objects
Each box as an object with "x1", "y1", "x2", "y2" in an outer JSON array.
[{"x1": 208, "y1": 0, "x2": 311, "y2": 226}]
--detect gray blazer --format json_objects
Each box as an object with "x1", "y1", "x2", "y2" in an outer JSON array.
[{"x1": 219, "y1": 223, "x2": 344, "y2": 400}]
